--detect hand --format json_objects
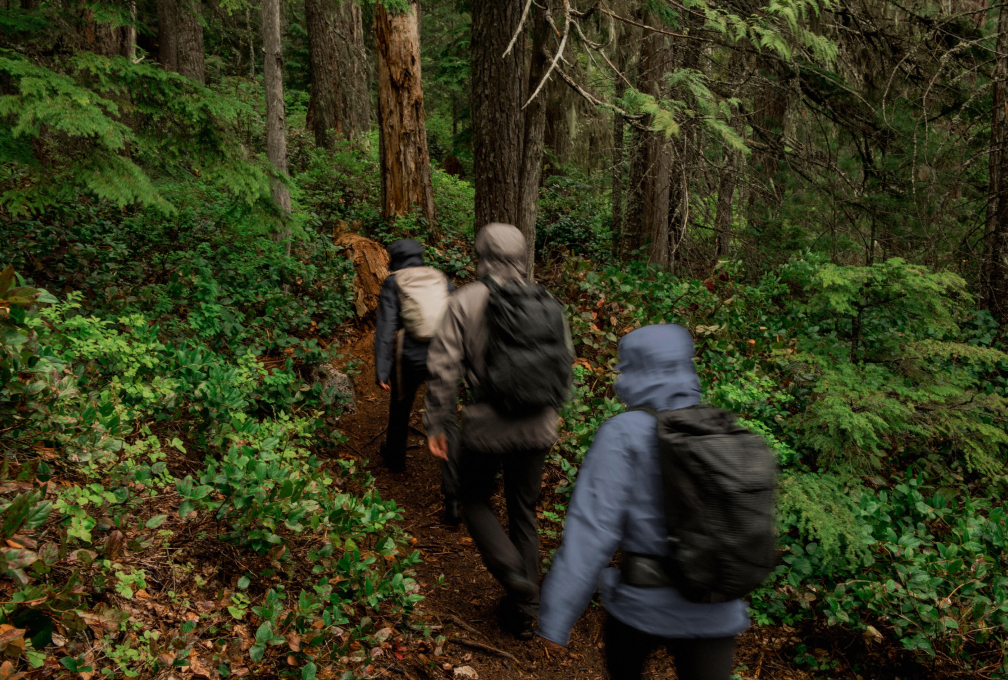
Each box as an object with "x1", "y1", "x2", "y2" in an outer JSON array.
[
  {"x1": 428, "y1": 433, "x2": 448, "y2": 461},
  {"x1": 379, "y1": 382, "x2": 391, "y2": 391}
]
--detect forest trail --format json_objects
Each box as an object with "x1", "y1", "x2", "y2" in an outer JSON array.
[{"x1": 330, "y1": 332, "x2": 775, "y2": 680}]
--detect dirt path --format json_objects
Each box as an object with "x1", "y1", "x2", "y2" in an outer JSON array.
[{"x1": 328, "y1": 332, "x2": 788, "y2": 680}]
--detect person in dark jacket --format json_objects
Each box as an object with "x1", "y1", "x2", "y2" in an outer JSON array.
[
  {"x1": 424, "y1": 224, "x2": 575, "y2": 640},
  {"x1": 537, "y1": 324, "x2": 749, "y2": 680},
  {"x1": 374, "y1": 239, "x2": 460, "y2": 522}
]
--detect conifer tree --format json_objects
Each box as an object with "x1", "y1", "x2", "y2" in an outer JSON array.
[
  {"x1": 263, "y1": 0, "x2": 292, "y2": 250},
  {"x1": 375, "y1": 0, "x2": 435, "y2": 225},
  {"x1": 177, "y1": 0, "x2": 205, "y2": 83}
]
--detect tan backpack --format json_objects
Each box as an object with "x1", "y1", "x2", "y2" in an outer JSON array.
[{"x1": 395, "y1": 266, "x2": 449, "y2": 342}]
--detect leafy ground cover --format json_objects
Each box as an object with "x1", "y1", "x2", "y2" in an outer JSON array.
[{"x1": 542, "y1": 254, "x2": 1008, "y2": 676}]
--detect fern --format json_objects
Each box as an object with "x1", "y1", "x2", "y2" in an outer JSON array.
[{"x1": 777, "y1": 471, "x2": 871, "y2": 567}]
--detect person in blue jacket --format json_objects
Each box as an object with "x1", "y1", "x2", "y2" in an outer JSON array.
[{"x1": 537, "y1": 324, "x2": 749, "y2": 680}]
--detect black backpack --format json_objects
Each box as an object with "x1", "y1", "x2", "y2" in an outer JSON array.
[
  {"x1": 481, "y1": 277, "x2": 571, "y2": 414},
  {"x1": 639, "y1": 405, "x2": 777, "y2": 603}
]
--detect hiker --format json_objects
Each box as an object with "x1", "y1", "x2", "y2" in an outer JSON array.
[
  {"x1": 537, "y1": 324, "x2": 756, "y2": 680},
  {"x1": 423, "y1": 223, "x2": 574, "y2": 640},
  {"x1": 374, "y1": 239, "x2": 461, "y2": 523}
]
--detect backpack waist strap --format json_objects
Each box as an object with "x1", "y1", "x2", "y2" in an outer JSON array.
[{"x1": 620, "y1": 553, "x2": 674, "y2": 589}]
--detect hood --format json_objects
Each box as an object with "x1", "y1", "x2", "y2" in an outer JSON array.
[
  {"x1": 615, "y1": 324, "x2": 701, "y2": 411},
  {"x1": 388, "y1": 239, "x2": 425, "y2": 271},
  {"x1": 475, "y1": 223, "x2": 526, "y2": 281}
]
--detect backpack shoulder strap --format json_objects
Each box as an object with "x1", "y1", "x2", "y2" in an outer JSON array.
[
  {"x1": 627, "y1": 405, "x2": 661, "y2": 419},
  {"x1": 480, "y1": 275, "x2": 499, "y2": 293}
]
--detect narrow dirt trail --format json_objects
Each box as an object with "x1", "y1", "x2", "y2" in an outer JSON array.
[{"x1": 330, "y1": 332, "x2": 775, "y2": 680}]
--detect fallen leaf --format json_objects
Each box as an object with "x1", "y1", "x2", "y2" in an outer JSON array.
[
  {"x1": 0, "y1": 659, "x2": 25, "y2": 680},
  {"x1": 188, "y1": 655, "x2": 212, "y2": 678},
  {"x1": 286, "y1": 631, "x2": 300, "y2": 652}
]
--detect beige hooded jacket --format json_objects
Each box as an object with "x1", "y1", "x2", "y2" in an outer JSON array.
[{"x1": 423, "y1": 223, "x2": 573, "y2": 454}]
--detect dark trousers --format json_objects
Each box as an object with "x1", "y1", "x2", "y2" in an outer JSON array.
[
  {"x1": 604, "y1": 615, "x2": 736, "y2": 680},
  {"x1": 383, "y1": 355, "x2": 460, "y2": 499},
  {"x1": 382, "y1": 355, "x2": 425, "y2": 471},
  {"x1": 458, "y1": 446, "x2": 547, "y2": 616}
]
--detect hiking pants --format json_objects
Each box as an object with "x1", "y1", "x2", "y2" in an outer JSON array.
[
  {"x1": 458, "y1": 446, "x2": 548, "y2": 616},
  {"x1": 384, "y1": 353, "x2": 461, "y2": 499},
  {"x1": 604, "y1": 615, "x2": 737, "y2": 680}
]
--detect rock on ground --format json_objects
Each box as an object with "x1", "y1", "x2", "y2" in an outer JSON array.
[{"x1": 311, "y1": 363, "x2": 356, "y2": 415}]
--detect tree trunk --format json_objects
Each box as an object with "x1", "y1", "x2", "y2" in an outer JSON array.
[
  {"x1": 516, "y1": 4, "x2": 550, "y2": 281},
  {"x1": 375, "y1": 0, "x2": 436, "y2": 225},
  {"x1": 263, "y1": 0, "x2": 293, "y2": 246},
  {"x1": 983, "y1": 2, "x2": 1008, "y2": 325},
  {"x1": 626, "y1": 15, "x2": 672, "y2": 268},
  {"x1": 611, "y1": 23, "x2": 631, "y2": 257},
  {"x1": 246, "y1": 8, "x2": 255, "y2": 80},
  {"x1": 126, "y1": 2, "x2": 137, "y2": 61},
  {"x1": 158, "y1": 0, "x2": 178, "y2": 71},
  {"x1": 713, "y1": 147, "x2": 739, "y2": 260},
  {"x1": 334, "y1": 0, "x2": 371, "y2": 137},
  {"x1": 471, "y1": 0, "x2": 526, "y2": 231},
  {"x1": 177, "y1": 0, "x2": 205, "y2": 84},
  {"x1": 306, "y1": 0, "x2": 342, "y2": 149}
]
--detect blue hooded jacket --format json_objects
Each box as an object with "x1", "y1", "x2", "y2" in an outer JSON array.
[{"x1": 537, "y1": 324, "x2": 750, "y2": 646}]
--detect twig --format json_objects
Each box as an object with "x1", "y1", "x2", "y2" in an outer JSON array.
[
  {"x1": 524, "y1": 0, "x2": 570, "y2": 109},
  {"x1": 387, "y1": 664, "x2": 420, "y2": 680},
  {"x1": 361, "y1": 426, "x2": 388, "y2": 448},
  {"x1": 447, "y1": 615, "x2": 484, "y2": 639},
  {"x1": 598, "y1": 7, "x2": 690, "y2": 39},
  {"x1": 448, "y1": 638, "x2": 520, "y2": 666},
  {"x1": 503, "y1": 0, "x2": 536, "y2": 58},
  {"x1": 554, "y1": 65, "x2": 647, "y2": 128}
]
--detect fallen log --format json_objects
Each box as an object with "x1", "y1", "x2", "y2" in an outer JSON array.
[{"x1": 334, "y1": 232, "x2": 390, "y2": 317}]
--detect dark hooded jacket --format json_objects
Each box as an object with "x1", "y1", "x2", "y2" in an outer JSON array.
[
  {"x1": 374, "y1": 239, "x2": 453, "y2": 386},
  {"x1": 423, "y1": 223, "x2": 574, "y2": 453},
  {"x1": 537, "y1": 324, "x2": 750, "y2": 646}
]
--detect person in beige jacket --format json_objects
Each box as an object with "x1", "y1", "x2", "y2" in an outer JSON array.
[{"x1": 424, "y1": 223, "x2": 573, "y2": 639}]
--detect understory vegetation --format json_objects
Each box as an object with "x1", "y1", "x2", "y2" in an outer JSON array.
[{"x1": 2, "y1": 1, "x2": 1008, "y2": 679}]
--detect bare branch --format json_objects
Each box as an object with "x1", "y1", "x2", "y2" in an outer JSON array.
[
  {"x1": 502, "y1": 0, "x2": 536, "y2": 59},
  {"x1": 598, "y1": 7, "x2": 690, "y2": 39},
  {"x1": 554, "y1": 64, "x2": 647, "y2": 128},
  {"x1": 523, "y1": 0, "x2": 571, "y2": 110}
]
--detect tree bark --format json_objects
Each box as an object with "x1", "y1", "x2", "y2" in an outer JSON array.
[
  {"x1": 713, "y1": 145, "x2": 739, "y2": 260},
  {"x1": 177, "y1": 0, "x2": 205, "y2": 84},
  {"x1": 610, "y1": 23, "x2": 631, "y2": 257},
  {"x1": 306, "y1": 0, "x2": 343, "y2": 149},
  {"x1": 334, "y1": 0, "x2": 371, "y2": 137},
  {"x1": 375, "y1": 0, "x2": 436, "y2": 225},
  {"x1": 471, "y1": 0, "x2": 527, "y2": 231},
  {"x1": 516, "y1": 4, "x2": 550, "y2": 280},
  {"x1": 246, "y1": 8, "x2": 255, "y2": 80},
  {"x1": 626, "y1": 14, "x2": 672, "y2": 268},
  {"x1": 984, "y1": 2, "x2": 1008, "y2": 326},
  {"x1": 263, "y1": 0, "x2": 293, "y2": 245},
  {"x1": 126, "y1": 2, "x2": 137, "y2": 61},
  {"x1": 158, "y1": 0, "x2": 178, "y2": 71}
]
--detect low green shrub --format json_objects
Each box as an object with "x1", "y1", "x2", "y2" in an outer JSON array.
[{"x1": 546, "y1": 253, "x2": 1008, "y2": 674}]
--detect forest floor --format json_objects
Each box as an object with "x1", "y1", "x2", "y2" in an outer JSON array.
[{"x1": 329, "y1": 331, "x2": 811, "y2": 680}]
